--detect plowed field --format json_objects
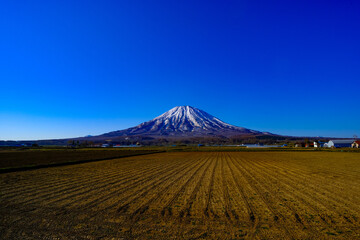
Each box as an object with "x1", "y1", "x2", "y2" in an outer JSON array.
[{"x1": 1, "y1": 152, "x2": 360, "y2": 239}]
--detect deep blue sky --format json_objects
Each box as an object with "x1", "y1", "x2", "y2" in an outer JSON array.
[{"x1": 1, "y1": 0, "x2": 359, "y2": 140}]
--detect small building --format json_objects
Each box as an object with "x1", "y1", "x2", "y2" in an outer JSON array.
[
  {"x1": 326, "y1": 140, "x2": 353, "y2": 148},
  {"x1": 352, "y1": 141, "x2": 360, "y2": 148},
  {"x1": 314, "y1": 141, "x2": 326, "y2": 148},
  {"x1": 305, "y1": 143, "x2": 314, "y2": 148}
]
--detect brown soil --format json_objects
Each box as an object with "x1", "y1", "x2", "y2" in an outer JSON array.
[
  {"x1": 0, "y1": 149, "x2": 158, "y2": 170},
  {"x1": 1, "y1": 152, "x2": 360, "y2": 239}
]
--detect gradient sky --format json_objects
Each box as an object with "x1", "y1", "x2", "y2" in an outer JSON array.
[{"x1": 1, "y1": 0, "x2": 359, "y2": 140}]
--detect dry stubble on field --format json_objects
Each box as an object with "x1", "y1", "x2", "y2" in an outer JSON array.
[{"x1": 1, "y1": 151, "x2": 360, "y2": 239}]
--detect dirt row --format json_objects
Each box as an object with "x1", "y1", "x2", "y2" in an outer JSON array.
[{"x1": 1, "y1": 151, "x2": 360, "y2": 239}]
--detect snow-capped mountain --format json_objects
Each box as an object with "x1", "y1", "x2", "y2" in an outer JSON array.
[{"x1": 101, "y1": 106, "x2": 266, "y2": 137}]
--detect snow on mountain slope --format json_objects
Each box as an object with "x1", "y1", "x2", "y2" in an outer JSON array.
[{"x1": 101, "y1": 106, "x2": 264, "y2": 137}]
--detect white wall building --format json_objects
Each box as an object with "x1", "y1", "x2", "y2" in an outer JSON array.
[{"x1": 326, "y1": 140, "x2": 353, "y2": 148}]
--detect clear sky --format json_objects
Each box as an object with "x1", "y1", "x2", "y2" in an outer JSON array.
[{"x1": 1, "y1": 0, "x2": 359, "y2": 140}]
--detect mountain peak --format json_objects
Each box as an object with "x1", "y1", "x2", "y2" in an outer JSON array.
[
  {"x1": 154, "y1": 106, "x2": 228, "y2": 129},
  {"x1": 101, "y1": 106, "x2": 264, "y2": 137}
]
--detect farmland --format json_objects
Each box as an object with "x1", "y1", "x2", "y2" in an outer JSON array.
[
  {"x1": 1, "y1": 151, "x2": 360, "y2": 239},
  {"x1": 0, "y1": 148, "x2": 160, "y2": 172}
]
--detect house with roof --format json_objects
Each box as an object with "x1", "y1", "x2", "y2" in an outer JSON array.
[
  {"x1": 314, "y1": 141, "x2": 326, "y2": 148},
  {"x1": 352, "y1": 141, "x2": 360, "y2": 148},
  {"x1": 326, "y1": 140, "x2": 353, "y2": 148},
  {"x1": 295, "y1": 143, "x2": 303, "y2": 148},
  {"x1": 305, "y1": 143, "x2": 314, "y2": 148}
]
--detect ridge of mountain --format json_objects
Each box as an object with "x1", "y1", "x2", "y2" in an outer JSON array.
[{"x1": 99, "y1": 106, "x2": 270, "y2": 138}]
